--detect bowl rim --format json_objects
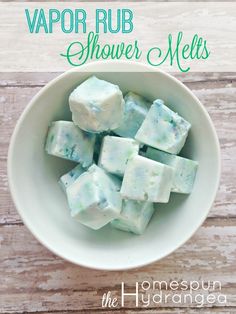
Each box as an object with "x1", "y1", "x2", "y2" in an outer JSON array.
[{"x1": 7, "y1": 61, "x2": 221, "y2": 271}]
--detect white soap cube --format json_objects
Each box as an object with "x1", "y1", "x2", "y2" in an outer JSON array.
[
  {"x1": 146, "y1": 147, "x2": 198, "y2": 194},
  {"x1": 59, "y1": 164, "x2": 85, "y2": 191},
  {"x1": 45, "y1": 121, "x2": 95, "y2": 167},
  {"x1": 135, "y1": 99, "x2": 191, "y2": 154},
  {"x1": 69, "y1": 76, "x2": 124, "y2": 133},
  {"x1": 98, "y1": 136, "x2": 139, "y2": 176},
  {"x1": 66, "y1": 164, "x2": 122, "y2": 230},
  {"x1": 114, "y1": 92, "x2": 150, "y2": 138},
  {"x1": 120, "y1": 155, "x2": 173, "y2": 203},
  {"x1": 111, "y1": 200, "x2": 154, "y2": 235}
]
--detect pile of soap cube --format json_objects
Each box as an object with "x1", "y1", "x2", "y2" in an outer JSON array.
[{"x1": 45, "y1": 76, "x2": 198, "y2": 235}]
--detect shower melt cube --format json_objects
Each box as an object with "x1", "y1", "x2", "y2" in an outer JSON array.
[
  {"x1": 135, "y1": 99, "x2": 191, "y2": 154},
  {"x1": 114, "y1": 92, "x2": 150, "y2": 138},
  {"x1": 120, "y1": 155, "x2": 173, "y2": 203},
  {"x1": 93, "y1": 132, "x2": 109, "y2": 164},
  {"x1": 66, "y1": 164, "x2": 122, "y2": 230},
  {"x1": 98, "y1": 136, "x2": 139, "y2": 176},
  {"x1": 45, "y1": 121, "x2": 95, "y2": 167},
  {"x1": 111, "y1": 200, "x2": 154, "y2": 235},
  {"x1": 146, "y1": 147, "x2": 198, "y2": 194},
  {"x1": 69, "y1": 76, "x2": 124, "y2": 133},
  {"x1": 59, "y1": 164, "x2": 85, "y2": 192}
]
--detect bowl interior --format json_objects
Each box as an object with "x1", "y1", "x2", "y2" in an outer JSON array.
[{"x1": 8, "y1": 65, "x2": 220, "y2": 270}]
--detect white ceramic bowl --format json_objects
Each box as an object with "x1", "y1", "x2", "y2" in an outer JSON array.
[{"x1": 8, "y1": 61, "x2": 220, "y2": 270}]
